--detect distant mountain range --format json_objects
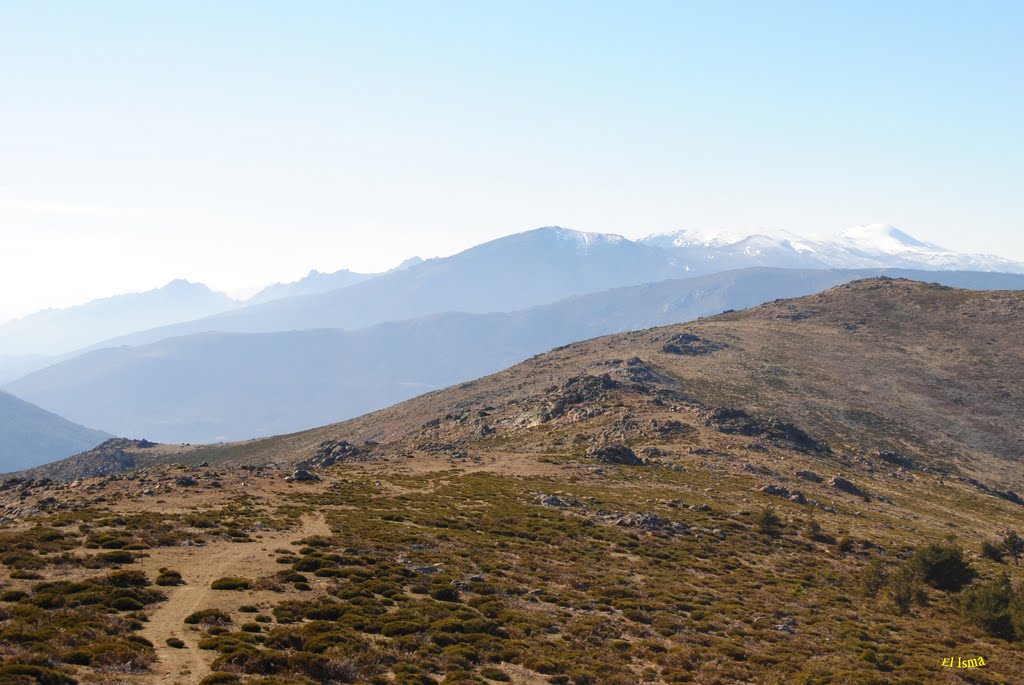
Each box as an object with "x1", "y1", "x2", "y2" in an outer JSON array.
[
  {"x1": 642, "y1": 223, "x2": 1024, "y2": 273},
  {"x1": 0, "y1": 390, "x2": 110, "y2": 472},
  {"x1": 9, "y1": 267, "x2": 1024, "y2": 444},
  {"x1": 246, "y1": 268, "x2": 374, "y2": 305},
  {"x1": 0, "y1": 279, "x2": 238, "y2": 357},
  {"x1": 30, "y1": 224, "x2": 1023, "y2": 357},
  {"x1": 3, "y1": 224, "x2": 1023, "y2": 455},
  {"x1": 3, "y1": 225, "x2": 1020, "y2": 362}
]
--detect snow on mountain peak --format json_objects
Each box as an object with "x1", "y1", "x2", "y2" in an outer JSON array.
[
  {"x1": 539, "y1": 226, "x2": 626, "y2": 249},
  {"x1": 834, "y1": 224, "x2": 942, "y2": 254}
]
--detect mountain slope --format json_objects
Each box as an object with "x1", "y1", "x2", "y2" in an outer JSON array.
[
  {"x1": 189, "y1": 277, "x2": 1023, "y2": 490},
  {"x1": 0, "y1": 390, "x2": 111, "y2": 472},
  {"x1": 9, "y1": 268, "x2": 1024, "y2": 444},
  {"x1": 0, "y1": 279, "x2": 238, "y2": 357}
]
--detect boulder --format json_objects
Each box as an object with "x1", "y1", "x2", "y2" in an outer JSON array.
[
  {"x1": 796, "y1": 470, "x2": 823, "y2": 483},
  {"x1": 589, "y1": 444, "x2": 643, "y2": 466},
  {"x1": 286, "y1": 469, "x2": 321, "y2": 483},
  {"x1": 536, "y1": 494, "x2": 570, "y2": 507},
  {"x1": 829, "y1": 476, "x2": 865, "y2": 497}
]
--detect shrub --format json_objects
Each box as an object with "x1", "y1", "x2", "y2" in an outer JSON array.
[
  {"x1": 960, "y1": 574, "x2": 1015, "y2": 639},
  {"x1": 0, "y1": 664, "x2": 76, "y2": 685},
  {"x1": 109, "y1": 596, "x2": 145, "y2": 611},
  {"x1": 431, "y1": 586, "x2": 461, "y2": 602},
  {"x1": 835, "y1": 536, "x2": 855, "y2": 554},
  {"x1": 94, "y1": 550, "x2": 135, "y2": 565},
  {"x1": 803, "y1": 519, "x2": 823, "y2": 541},
  {"x1": 198, "y1": 673, "x2": 241, "y2": 685},
  {"x1": 156, "y1": 570, "x2": 185, "y2": 586},
  {"x1": 185, "y1": 608, "x2": 232, "y2": 625},
  {"x1": 211, "y1": 576, "x2": 253, "y2": 591},
  {"x1": 981, "y1": 540, "x2": 1005, "y2": 563},
  {"x1": 167, "y1": 637, "x2": 186, "y2": 648},
  {"x1": 480, "y1": 666, "x2": 511, "y2": 681},
  {"x1": 860, "y1": 559, "x2": 887, "y2": 598},
  {"x1": 754, "y1": 507, "x2": 783, "y2": 537},
  {"x1": 107, "y1": 570, "x2": 150, "y2": 587},
  {"x1": 888, "y1": 565, "x2": 923, "y2": 615},
  {"x1": 911, "y1": 542, "x2": 976, "y2": 592},
  {"x1": 1002, "y1": 529, "x2": 1024, "y2": 566}
]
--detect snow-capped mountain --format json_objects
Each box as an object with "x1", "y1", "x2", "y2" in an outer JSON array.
[{"x1": 642, "y1": 224, "x2": 1024, "y2": 273}]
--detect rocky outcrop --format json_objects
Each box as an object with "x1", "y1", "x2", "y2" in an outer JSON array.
[
  {"x1": 611, "y1": 512, "x2": 688, "y2": 535},
  {"x1": 285, "y1": 469, "x2": 320, "y2": 483},
  {"x1": 960, "y1": 477, "x2": 1024, "y2": 506},
  {"x1": 534, "y1": 374, "x2": 619, "y2": 424},
  {"x1": 661, "y1": 333, "x2": 728, "y2": 356},
  {"x1": 704, "y1": 408, "x2": 829, "y2": 454},
  {"x1": 829, "y1": 476, "x2": 865, "y2": 497},
  {"x1": 759, "y1": 483, "x2": 806, "y2": 504},
  {"x1": 588, "y1": 444, "x2": 643, "y2": 466},
  {"x1": 875, "y1": 451, "x2": 924, "y2": 471},
  {"x1": 298, "y1": 440, "x2": 366, "y2": 470}
]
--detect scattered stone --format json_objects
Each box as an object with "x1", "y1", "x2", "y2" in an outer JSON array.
[
  {"x1": 613, "y1": 512, "x2": 689, "y2": 535},
  {"x1": 760, "y1": 484, "x2": 791, "y2": 498},
  {"x1": 536, "y1": 494, "x2": 571, "y2": 507},
  {"x1": 796, "y1": 470, "x2": 823, "y2": 483},
  {"x1": 175, "y1": 476, "x2": 199, "y2": 487}
]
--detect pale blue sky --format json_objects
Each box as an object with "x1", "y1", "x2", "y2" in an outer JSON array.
[{"x1": 1, "y1": 1, "x2": 1022, "y2": 321}]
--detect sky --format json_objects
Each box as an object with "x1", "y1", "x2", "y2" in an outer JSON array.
[{"x1": 1, "y1": 1, "x2": 1022, "y2": 323}]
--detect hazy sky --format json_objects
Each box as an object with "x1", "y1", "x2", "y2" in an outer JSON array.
[{"x1": 1, "y1": 1, "x2": 1022, "y2": 323}]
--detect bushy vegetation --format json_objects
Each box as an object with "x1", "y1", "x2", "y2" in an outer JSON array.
[
  {"x1": 2, "y1": 462, "x2": 1023, "y2": 682},
  {"x1": 959, "y1": 573, "x2": 1024, "y2": 640},
  {"x1": 0, "y1": 570, "x2": 163, "y2": 679},
  {"x1": 910, "y1": 541, "x2": 976, "y2": 592},
  {"x1": 211, "y1": 576, "x2": 254, "y2": 591}
]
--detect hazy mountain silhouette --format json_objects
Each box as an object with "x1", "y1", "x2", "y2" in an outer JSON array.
[
  {"x1": 0, "y1": 390, "x2": 111, "y2": 472},
  {"x1": 0, "y1": 279, "x2": 237, "y2": 357},
  {"x1": 246, "y1": 268, "x2": 374, "y2": 304},
  {"x1": 73, "y1": 228, "x2": 693, "y2": 350}
]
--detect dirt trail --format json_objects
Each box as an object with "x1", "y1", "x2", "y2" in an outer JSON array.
[{"x1": 142, "y1": 514, "x2": 332, "y2": 684}]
